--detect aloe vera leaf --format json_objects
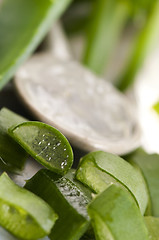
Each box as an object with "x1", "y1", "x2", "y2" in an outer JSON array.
[
  {"x1": 0, "y1": 108, "x2": 28, "y2": 171},
  {"x1": 116, "y1": 1, "x2": 159, "y2": 90},
  {"x1": 25, "y1": 169, "x2": 91, "y2": 240},
  {"x1": 0, "y1": 172, "x2": 58, "y2": 240},
  {"x1": 76, "y1": 151, "x2": 149, "y2": 215},
  {"x1": 144, "y1": 216, "x2": 159, "y2": 240},
  {"x1": 0, "y1": 0, "x2": 72, "y2": 90},
  {"x1": 9, "y1": 121, "x2": 73, "y2": 175},
  {"x1": 88, "y1": 185, "x2": 149, "y2": 240},
  {"x1": 125, "y1": 148, "x2": 159, "y2": 217},
  {"x1": 83, "y1": 0, "x2": 130, "y2": 75}
]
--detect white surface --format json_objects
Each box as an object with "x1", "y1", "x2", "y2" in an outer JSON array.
[
  {"x1": 14, "y1": 53, "x2": 140, "y2": 155},
  {"x1": 133, "y1": 46, "x2": 159, "y2": 154}
]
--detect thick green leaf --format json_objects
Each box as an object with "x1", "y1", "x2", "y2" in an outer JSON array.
[
  {"x1": 76, "y1": 151, "x2": 149, "y2": 215},
  {"x1": 126, "y1": 148, "x2": 159, "y2": 217},
  {"x1": 25, "y1": 169, "x2": 91, "y2": 240},
  {"x1": 88, "y1": 185, "x2": 149, "y2": 240},
  {"x1": 0, "y1": 107, "x2": 28, "y2": 171},
  {"x1": 116, "y1": 1, "x2": 159, "y2": 90},
  {"x1": 0, "y1": 172, "x2": 57, "y2": 239},
  {"x1": 144, "y1": 216, "x2": 159, "y2": 240},
  {"x1": 9, "y1": 121, "x2": 73, "y2": 175},
  {"x1": 0, "y1": 0, "x2": 72, "y2": 90},
  {"x1": 83, "y1": 0, "x2": 130, "y2": 75}
]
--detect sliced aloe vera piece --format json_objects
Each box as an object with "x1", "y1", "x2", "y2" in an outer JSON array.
[
  {"x1": 9, "y1": 121, "x2": 73, "y2": 175},
  {"x1": 0, "y1": 172, "x2": 57, "y2": 239},
  {"x1": 88, "y1": 185, "x2": 149, "y2": 240},
  {"x1": 126, "y1": 148, "x2": 159, "y2": 217},
  {"x1": 25, "y1": 169, "x2": 91, "y2": 240},
  {"x1": 0, "y1": 108, "x2": 28, "y2": 171},
  {"x1": 0, "y1": 0, "x2": 72, "y2": 90},
  {"x1": 144, "y1": 216, "x2": 159, "y2": 240},
  {"x1": 76, "y1": 151, "x2": 149, "y2": 215}
]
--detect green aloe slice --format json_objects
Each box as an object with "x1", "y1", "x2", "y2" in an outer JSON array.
[
  {"x1": 0, "y1": 108, "x2": 28, "y2": 171},
  {"x1": 9, "y1": 121, "x2": 73, "y2": 175},
  {"x1": 25, "y1": 169, "x2": 92, "y2": 240},
  {"x1": 0, "y1": 0, "x2": 72, "y2": 90},
  {"x1": 76, "y1": 151, "x2": 149, "y2": 215},
  {"x1": 87, "y1": 185, "x2": 149, "y2": 240},
  {"x1": 0, "y1": 172, "x2": 57, "y2": 239},
  {"x1": 126, "y1": 148, "x2": 159, "y2": 217},
  {"x1": 144, "y1": 216, "x2": 159, "y2": 240}
]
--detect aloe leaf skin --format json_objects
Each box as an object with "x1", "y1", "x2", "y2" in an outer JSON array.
[
  {"x1": 76, "y1": 151, "x2": 149, "y2": 215},
  {"x1": 116, "y1": 1, "x2": 159, "y2": 91},
  {"x1": 0, "y1": 172, "x2": 58, "y2": 240},
  {"x1": 0, "y1": 0, "x2": 72, "y2": 90},
  {"x1": 0, "y1": 108, "x2": 28, "y2": 171},
  {"x1": 9, "y1": 121, "x2": 73, "y2": 175},
  {"x1": 125, "y1": 148, "x2": 159, "y2": 217},
  {"x1": 25, "y1": 169, "x2": 91, "y2": 240},
  {"x1": 83, "y1": 0, "x2": 130, "y2": 75},
  {"x1": 144, "y1": 216, "x2": 159, "y2": 240},
  {"x1": 88, "y1": 185, "x2": 149, "y2": 240}
]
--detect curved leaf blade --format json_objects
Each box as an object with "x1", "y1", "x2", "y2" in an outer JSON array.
[{"x1": 0, "y1": 0, "x2": 72, "y2": 90}]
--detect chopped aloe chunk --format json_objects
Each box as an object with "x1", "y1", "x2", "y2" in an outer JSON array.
[
  {"x1": 144, "y1": 216, "x2": 159, "y2": 240},
  {"x1": 0, "y1": 172, "x2": 57, "y2": 239},
  {"x1": 126, "y1": 148, "x2": 159, "y2": 217},
  {"x1": 25, "y1": 169, "x2": 91, "y2": 240},
  {"x1": 0, "y1": 108, "x2": 28, "y2": 171},
  {"x1": 88, "y1": 185, "x2": 149, "y2": 240},
  {"x1": 9, "y1": 121, "x2": 73, "y2": 175},
  {"x1": 76, "y1": 151, "x2": 149, "y2": 215}
]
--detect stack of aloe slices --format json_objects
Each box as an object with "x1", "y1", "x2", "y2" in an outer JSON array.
[{"x1": 0, "y1": 108, "x2": 159, "y2": 239}]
